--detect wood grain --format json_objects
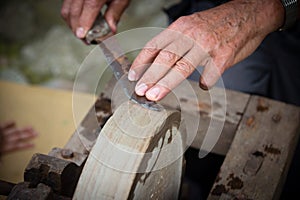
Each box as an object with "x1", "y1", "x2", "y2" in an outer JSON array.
[
  {"x1": 73, "y1": 101, "x2": 184, "y2": 199},
  {"x1": 208, "y1": 96, "x2": 300, "y2": 199}
]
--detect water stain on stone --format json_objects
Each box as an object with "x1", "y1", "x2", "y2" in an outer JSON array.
[
  {"x1": 199, "y1": 110, "x2": 209, "y2": 117},
  {"x1": 213, "y1": 102, "x2": 222, "y2": 109},
  {"x1": 167, "y1": 127, "x2": 173, "y2": 144},
  {"x1": 264, "y1": 144, "x2": 281, "y2": 155},
  {"x1": 215, "y1": 174, "x2": 221, "y2": 183},
  {"x1": 180, "y1": 98, "x2": 188, "y2": 103},
  {"x1": 94, "y1": 96, "x2": 113, "y2": 127},
  {"x1": 227, "y1": 174, "x2": 243, "y2": 190},
  {"x1": 211, "y1": 184, "x2": 228, "y2": 196},
  {"x1": 246, "y1": 116, "x2": 255, "y2": 127},
  {"x1": 256, "y1": 98, "x2": 269, "y2": 112},
  {"x1": 252, "y1": 151, "x2": 265, "y2": 157},
  {"x1": 198, "y1": 102, "x2": 212, "y2": 111}
]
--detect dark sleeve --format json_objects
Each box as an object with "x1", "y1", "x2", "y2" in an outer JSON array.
[{"x1": 163, "y1": 0, "x2": 229, "y2": 23}]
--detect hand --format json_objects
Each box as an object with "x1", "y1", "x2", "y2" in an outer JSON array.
[
  {"x1": 0, "y1": 121, "x2": 38, "y2": 155},
  {"x1": 128, "y1": 0, "x2": 284, "y2": 101},
  {"x1": 61, "y1": 0, "x2": 130, "y2": 38}
]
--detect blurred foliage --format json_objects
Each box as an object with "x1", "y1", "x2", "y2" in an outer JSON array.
[{"x1": 0, "y1": 0, "x2": 175, "y2": 87}]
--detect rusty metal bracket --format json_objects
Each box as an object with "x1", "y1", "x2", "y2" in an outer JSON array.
[
  {"x1": 24, "y1": 153, "x2": 83, "y2": 197},
  {"x1": 48, "y1": 147, "x2": 86, "y2": 167}
]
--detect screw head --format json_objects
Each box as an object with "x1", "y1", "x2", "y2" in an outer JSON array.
[
  {"x1": 61, "y1": 149, "x2": 74, "y2": 159},
  {"x1": 272, "y1": 114, "x2": 281, "y2": 123}
]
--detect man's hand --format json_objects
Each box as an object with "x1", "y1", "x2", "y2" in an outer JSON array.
[
  {"x1": 0, "y1": 121, "x2": 38, "y2": 155},
  {"x1": 128, "y1": 0, "x2": 284, "y2": 101},
  {"x1": 61, "y1": 0, "x2": 130, "y2": 38}
]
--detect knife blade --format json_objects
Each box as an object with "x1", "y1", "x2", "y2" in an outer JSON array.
[{"x1": 85, "y1": 13, "x2": 162, "y2": 111}]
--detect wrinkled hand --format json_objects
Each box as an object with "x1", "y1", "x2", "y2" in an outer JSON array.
[
  {"x1": 0, "y1": 121, "x2": 38, "y2": 154},
  {"x1": 61, "y1": 0, "x2": 130, "y2": 38},
  {"x1": 128, "y1": 0, "x2": 284, "y2": 101}
]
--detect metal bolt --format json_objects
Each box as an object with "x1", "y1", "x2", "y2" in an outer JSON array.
[
  {"x1": 246, "y1": 116, "x2": 255, "y2": 127},
  {"x1": 272, "y1": 113, "x2": 281, "y2": 123},
  {"x1": 61, "y1": 149, "x2": 74, "y2": 159}
]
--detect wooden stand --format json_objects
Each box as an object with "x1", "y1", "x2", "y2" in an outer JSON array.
[
  {"x1": 74, "y1": 101, "x2": 184, "y2": 199},
  {"x1": 2, "y1": 79, "x2": 300, "y2": 200}
]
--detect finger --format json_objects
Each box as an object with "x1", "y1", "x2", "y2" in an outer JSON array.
[
  {"x1": 0, "y1": 121, "x2": 15, "y2": 129},
  {"x1": 2, "y1": 126, "x2": 32, "y2": 136},
  {"x1": 145, "y1": 56, "x2": 198, "y2": 101},
  {"x1": 199, "y1": 60, "x2": 223, "y2": 90},
  {"x1": 129, "y1": 30, "x2": 178, "y2": 81},
  {"x1": 61, "y1": 0, "x2": 73, "y2": 27},
  {"x1": 70, "y1": 0, "x2": 85, "y2": 33},
  {"x1": 2, "y1": 142, "x2": 34, "y2": 154},
  {"x1": 135, "y1": 43, "x2": 191, "y2": 96},
  {"x1": 4, "y1": 128, "x2": 38, "y2": 142},
  {"x1": 129, "y1": 47, "x2": 160, "y2": 83},
  {"x1": 104, "y1": 0, "x2": 130, "y2": 33},
  {"x1": 78, "y1": 0, "x2": 106, "y2": 38},
  {"x1": 141, "y1": 45, "x2": 207, "y2": 100}
]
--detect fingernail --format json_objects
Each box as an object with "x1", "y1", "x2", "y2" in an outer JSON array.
[
  {"x1": 33, "y1": 131, "x2": 39, "y2": 136},
  {"x1": 128, "y1": 70, "x2": 136, "y2": 81},
  {"x1": 199, "y1": 82, "x2": 209, "y2": 90},
  {"x1": 146, "y1": 87, "x2": 160, "y2": 100},
  {"x1": 111, "y1": 21, "x2": 117, "y2": 33},
  {"x1": 135, "y1": 83, "x2": 148, "y2": 96},
  {"x1": 76, "y1": 27, "x2": 86, "y2": 38}
]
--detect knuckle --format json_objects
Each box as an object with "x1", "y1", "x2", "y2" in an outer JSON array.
[
  {"x1": 157, "y1": 50, "x2": 178, "y2": 63},
  {"x1": 175, "y1": 59, "x2": 195, "y2": 77},
  {"x1": 142, "y1": 47, "x2": 158, "y2": 56},
  {"x1": 145, "y1": 40, "x2": 159, "y2": 50},
  {"x1": 176, "y1": 16, "x2": 188, "y2": 25},
  {"x1": 61, "y1": 8, "x2": 69, "y2": 19},
  {"x1": 85, "y1": 0, "x2": 101, "y2": 8}
]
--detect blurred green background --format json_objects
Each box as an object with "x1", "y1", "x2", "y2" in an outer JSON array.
[{"x1": 0, "y1": 0, "x2": 177, "y2": 91}]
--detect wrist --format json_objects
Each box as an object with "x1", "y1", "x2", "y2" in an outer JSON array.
[
  {"x1": 223, "y1": 0, "x2": 285, "y2": 35},
  {"x1": 255, "y1": 0, "x2": 285, "y2": 33}
]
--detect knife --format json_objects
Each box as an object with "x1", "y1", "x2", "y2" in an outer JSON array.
[{"x1": 84, "y1": 13, "x2": 162, "y2": 111}]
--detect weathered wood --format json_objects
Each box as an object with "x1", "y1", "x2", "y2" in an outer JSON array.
[
  {"x1": 162, "y1": 80, "x2": 249, "y2": 155},
  {"x1": 0, "y1": 180, "x2": 15, "y2": 196},
  {"x1": 103, "y1": 77, "x2": 250, "y2": 156},
  {"x1": 64, "y1": 77, "x2": 249, "y2": 159},
  {"x1": 24, "y1": 153, "x2": 82, "y2": 197},
  {"x1": 7, "y1": 182, "x2": 54, "y2": 200},
  {"x1": 7, "y1": 182, "x2": 71, "y2": 200},
  {"x1": 208, "y1": 96, "x2": 300, "y2": 200},
  {"x1": 73, "y1": 101, "x2": 184, "y2": 199},
  {"x1": 64, "y1": 97, "x2": 112, "y2": 155},
  {"x1": 48, "y1": 147, "x2": 87, "y2": 167}
]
